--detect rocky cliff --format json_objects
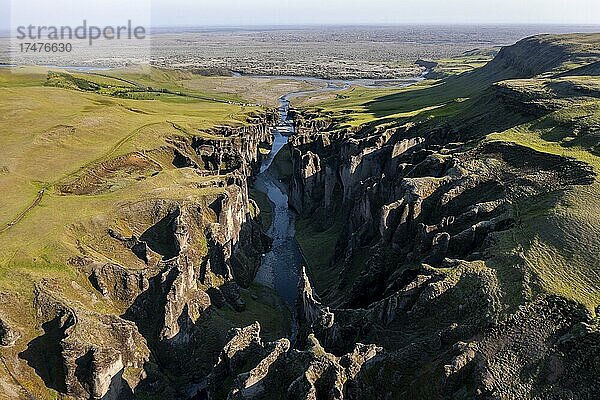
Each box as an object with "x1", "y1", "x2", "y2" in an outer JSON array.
[
  {"x1": 0, "y1": 108, "x2": 283, "y2": 399},
  {"x1": 280, "y1": 34, "x2": 600, "y2": 399},
  {"x1": 208, "y1": 321, "x2": 382, "y2": 400}
]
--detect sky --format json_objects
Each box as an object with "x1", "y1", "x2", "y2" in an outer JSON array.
[
  {"x1": 152, "y1": 0, "x2": 600, "y2": 26},
  {"x1": 2, "y1": 0, "x2": 600, "y2": 29}
]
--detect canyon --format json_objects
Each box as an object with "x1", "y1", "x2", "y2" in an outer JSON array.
[
  {"x1": 209, "y1": 34, "x2": 600, "y2": 399},
  {"x1": 0, "y1": 32, "x2": 599, "y2": 400}
]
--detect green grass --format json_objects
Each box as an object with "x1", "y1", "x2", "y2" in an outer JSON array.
[
  {"x1": 0, "y1": 77, "x2": 255, "y2": 269},
  {"x1": 295, "y1": 214, "x2": 344, "y2": 300},
  {"x1": 301, "y1": 73, "x2": 480, "y2": 129},
  {"x1": 484, "y1": 97, "x2": 600, "y2": 311},
  {"x1": 423, "y1": 49, "x2": 498, "y2": 78},
  {"x1": 302, "y1": 34, "x2": 600, "y2": 133},
  {"x1": 43, "y1": 69, "x2": 247, "y2": 104},
  {"x1": 0, "y1": 66, "x2": 272, "y2": 395},
  {"x1": 217, "y1": 283, "x2": 292, "y2": 341}
]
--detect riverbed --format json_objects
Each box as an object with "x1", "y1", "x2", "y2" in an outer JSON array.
[{"x1": 252, "y1": 74, "x2": 424, "y2": 339}]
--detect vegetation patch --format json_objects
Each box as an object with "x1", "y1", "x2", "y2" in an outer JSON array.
[{"x1": 58, "y1": 153, "x2": 162, "y2": 195}]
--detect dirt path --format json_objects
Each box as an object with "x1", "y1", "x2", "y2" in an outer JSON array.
[{"x1": 0, "y1": 190, "x2": 45, "y2": 235}]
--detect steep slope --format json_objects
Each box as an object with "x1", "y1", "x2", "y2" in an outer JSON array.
[
  {"x1": 266, "y1": 33, "x2": 600, "y2": 399},
  {"x1": 0, "y1": 68, "x2": 292, "y2": 399}
]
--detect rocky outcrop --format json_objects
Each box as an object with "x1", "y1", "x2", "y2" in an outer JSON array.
[
  {"x1": 298, "y1": 267, "x2": 335, "y2": 336},
  {"x1": 115, "y1": 119, "x2": 274, "y2": 353},
  {"x1": 157, "y1": 256, "x2": 211, "y2": 343},
  {"x1": 203, "y1": 182, "x2": 270, "y2": 287},
  {"x1": 211, "y1": 322, "x2": 264, "y2": 380},
  {"x1": 25, "y1": 286, "x2": 150, "y2": 400},
  {"x1": 193, "y1": 113, "x2": 277, "y2": 176},
  {"x1": 297, "y1": 263, "x2": 437, "y2": 354},
  {"x1": 282, "y1": 36, "x2": 599, "y2": 400},
  {"x1": 209, "y1": 322, "x2": 382, "y2": 400},
  {"x1": 289, "y1": 115, "x2": 593, "y2": 312},
  {"x1": 442, "y1": 296, "x2": 600, "y2": 399},
  {"x1": 90, "y1": 263, "x2": 150, "y2": 304},
  {"x1": 231, "y1": 338, "x2": 290, "y2": 398},
  {"x1": 0, "y1": 316, "x2": 20, "y2": 347}
]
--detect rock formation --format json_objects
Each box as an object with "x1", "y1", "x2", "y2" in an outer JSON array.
[
  {"x1": 0, "y1": 316, "x2": 20, "y2": 347},
  {"x1": 208, "y1": 322, "x2": 382, "y2": 400},
  {"x1": 278, "y1": 34, "x2": 600, "y2": 400}
]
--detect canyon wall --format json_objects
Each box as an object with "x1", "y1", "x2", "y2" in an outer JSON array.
[{"x1": 1, "y1": 111, "x2": 282, "y2": 399}]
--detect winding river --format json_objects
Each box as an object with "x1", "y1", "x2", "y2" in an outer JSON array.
[
  {"x1": 252, "y1": 75, "x2": 424, "y2": 339},
  {"x1": 252, "y1": 90, "x2": 305, "y2": 341}
]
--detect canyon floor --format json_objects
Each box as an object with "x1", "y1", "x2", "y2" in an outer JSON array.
[{"x1": 0, "y1": 32, "x2": 599, "y2": 400}]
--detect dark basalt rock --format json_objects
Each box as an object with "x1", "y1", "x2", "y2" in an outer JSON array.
[
  {"x1": 273, "y1": 35, "x2": 600, "y2": 400},
  {"x1": 19, "y1": 286, "x2": 150, "y2": 400},
  {"x1": 208, "y1": 322, "x2": 382, "y2": 400}
]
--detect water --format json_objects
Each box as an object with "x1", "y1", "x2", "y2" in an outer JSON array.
[
  {"x1": 252, "y1": 74, "x2": 425, "y2": 339},
  {"x1": 253, "y1": 95, "x2": 304, "y2": 308}
]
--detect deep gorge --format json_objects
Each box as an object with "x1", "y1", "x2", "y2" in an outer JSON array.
[{"x1": 1, "y1": 33, "x2": 599, "y2": 400}]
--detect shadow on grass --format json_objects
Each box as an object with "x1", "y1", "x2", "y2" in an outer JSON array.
[
  {"x1": 18, "y1": 316, "x2": 68, "y2": 393},
  {"x1": 140, "y1": 208, "x2": 181, "y2": 260}
]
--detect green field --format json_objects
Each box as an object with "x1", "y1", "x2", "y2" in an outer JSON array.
[{"x1": 0, "y1": 66, "x2": 258, "y2": 278}]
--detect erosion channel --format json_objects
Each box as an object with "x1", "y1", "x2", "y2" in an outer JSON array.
[{"x1": 252, "y1": 76, "x2": 423, "y2": 340}]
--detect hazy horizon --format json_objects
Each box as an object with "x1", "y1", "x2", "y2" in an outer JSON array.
[
  {"x1": 1, "y1": 0, "x2": 600, "y2": 30},
  {"x1": 147, "y1": 22, "x2": 600, "y2": 29},
  {"x1": 2, "y1": 22, "x2": 600, "y2": 36},
  {"x1": 149, "y1": 0, "x2": 600, "y2": 26}
]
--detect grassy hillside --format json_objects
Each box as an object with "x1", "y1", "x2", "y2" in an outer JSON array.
[
  {"x1": 296, "y1": 33, "x2": 600, "y2": 313},
  {"x1": 0, "y1": 66, "x2": 292, "y2": 398},
  {"x1": 0, "y1": 66, "x2": 255, "y2": 267},
  {"x1": 419, "y1": 48, "x2": 498, "y2": 79}
]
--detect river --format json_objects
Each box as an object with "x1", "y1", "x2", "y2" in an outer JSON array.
[
  {"x1": 251, "y1": 74, "x2": 424, "y2": 339},
  {"x1": 252, "y1": 88, "x2": 306, "y2": 340}
]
